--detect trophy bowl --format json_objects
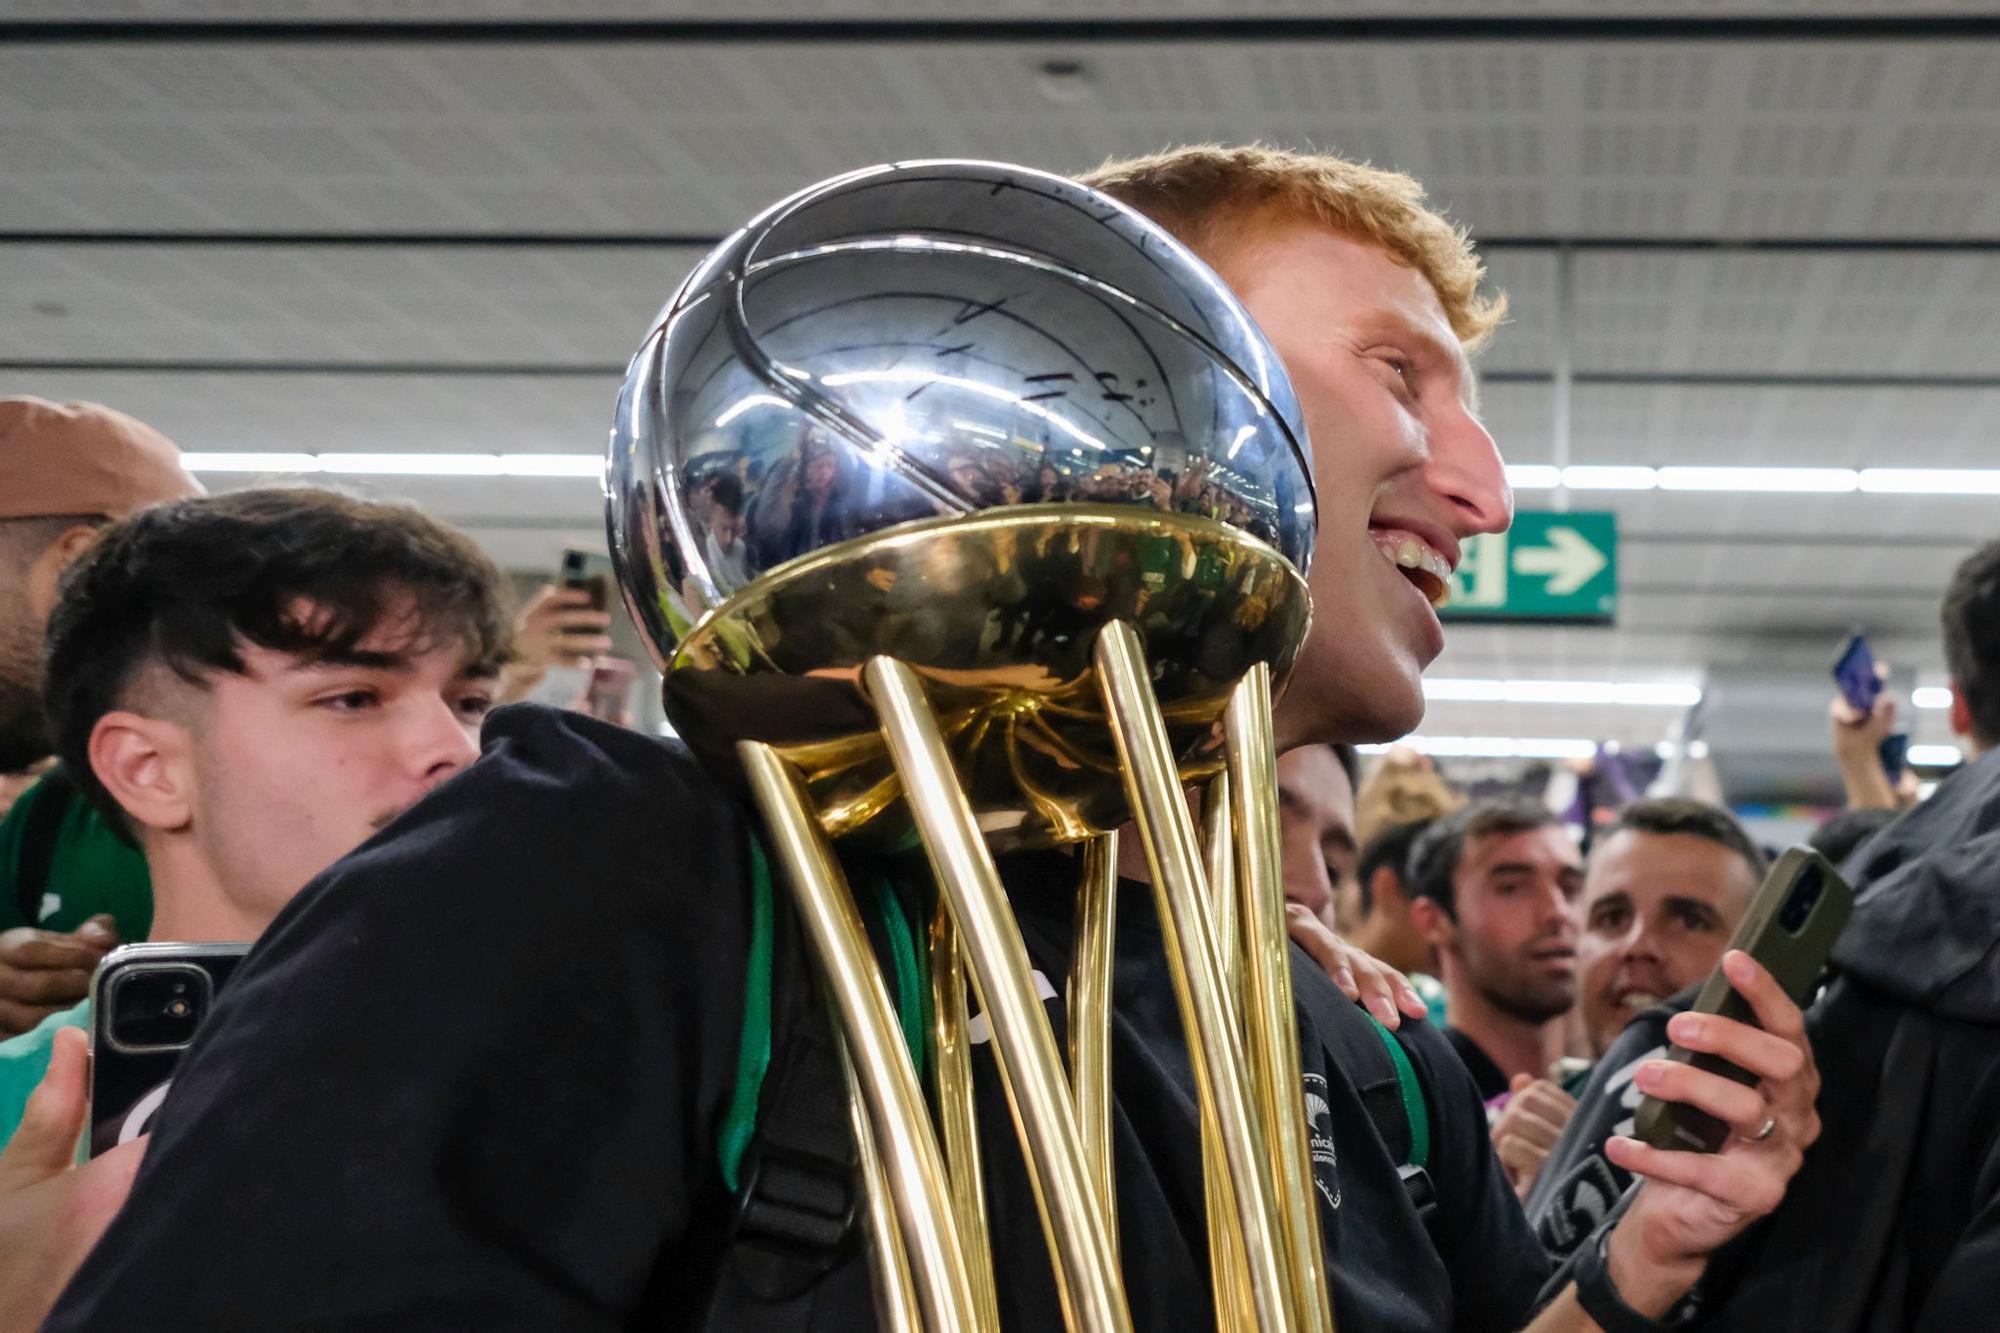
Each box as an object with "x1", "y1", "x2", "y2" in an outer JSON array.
[{"x1": 607, "y1": 159, "x2": 1317, "y2": 848}]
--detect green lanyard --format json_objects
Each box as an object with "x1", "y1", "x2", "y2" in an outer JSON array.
[{"x1": 718, "y1": 834, "x2": 929, "y2": 1192}]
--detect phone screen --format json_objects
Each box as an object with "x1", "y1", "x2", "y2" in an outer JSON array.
[{"x1": 1831, "y1": 633, "x2": 1881, "y2": 714}]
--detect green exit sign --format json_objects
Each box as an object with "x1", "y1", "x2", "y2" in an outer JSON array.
[{"x1": 1442, "y1": 510, "x2": 1618, "y2": 623}]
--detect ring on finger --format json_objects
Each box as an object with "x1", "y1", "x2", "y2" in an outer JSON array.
[{"x1": 1746, "y1": 1115, "x2": 1777, "y2": 1143}]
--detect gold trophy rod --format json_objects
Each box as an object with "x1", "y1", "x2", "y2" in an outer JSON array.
[
  {"x1": 865, "y1": 656, "x2": 1133, "y2": 1333},
  {"x1": 847, "y1": 1042, "x2": 923, "y2": 1333},
  {"x1": 1200, "y1": 777, "x2": 1254, "y2": 1333},
  {"x1": 931, "y1": 905, "x2": 1004, "y2": 1330},
  {"x1": 1069, "y1": 832, "x2": 1119, "y2": 1254},
  {"x1": 1092, "y1": 622, "x2": 1295, "y2": 1333},
  {"x1": 1225, "y1": 665, "x2": 1337, "y2": 1332},
  {"x1": 738, "y1": 740, "x2": 982, "y2": 1333}
]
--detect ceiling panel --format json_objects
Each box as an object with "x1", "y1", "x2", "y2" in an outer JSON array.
[
  {"x1": 2, "y1": 39, "x2": 1996, "y2": 236},
  {"x1": 1482, "y1": 383, "x2": 2000, "y2": 468},
  {"x1": 0, "y1": 243, "x2": 701, "y2": 361},
  {"x1": 13, "y1": 1, "x2": 2000, "y2": 17}
]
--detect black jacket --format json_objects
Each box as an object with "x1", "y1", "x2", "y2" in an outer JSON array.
[
  {"x1": 1695, "y1": 745, "x2": 2000, "y2": 1331},
  {"x1": 47, "y1": 706, "x2": 1547, "y2": 1330},
  {"x1": 1522, "y1": 988, "x2": 1695, "y2": 1263}
]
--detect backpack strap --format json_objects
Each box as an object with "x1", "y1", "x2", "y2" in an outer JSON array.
[
  {"x1": 14, "y1": 766, "x2": 77, "y2": 927},
  {"x1": 1348, "y1": 1012, "x2": 1436, "y2": 1226},
  {"x1": 703, "y1": 836, "x2": 926, "y2": 1331},
  {"x1": 1366, "y1": 1014, "x2": 1431, "y2": 1171}
]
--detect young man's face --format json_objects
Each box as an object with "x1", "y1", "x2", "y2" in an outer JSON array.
[
  {"x1": 1208, "y1": 219, "x2": 1512, "y2": 747},
  {"x1": 1575, "y1": 828, "x2": 1758, "y2": 1056},
  {"x1": 1430, "y1": 825, "x2": 1583, "y2": 1023},
  {"x1": 184, "y1": 608, "x2": 493, "y2": 927},
  {"x1": 1275, "y1": 744, "x2": 1357, "y2": 929}
]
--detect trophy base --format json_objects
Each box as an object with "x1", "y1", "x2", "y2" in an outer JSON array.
[{"x1": 664, "y1": 505, "x2": 1309, "y2": 851}]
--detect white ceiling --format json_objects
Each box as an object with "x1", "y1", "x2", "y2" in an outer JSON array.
[{"x1": 3, "y1": 3, "x2": 1995, "y2": 757}]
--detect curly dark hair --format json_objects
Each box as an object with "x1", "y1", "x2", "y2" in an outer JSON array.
[{"x1": 45, "y1": 487, "x2": 511, "y2": 835}]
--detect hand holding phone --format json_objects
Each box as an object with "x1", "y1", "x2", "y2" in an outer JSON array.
[
  {"x1": 559, "y1": 548, "x2": 614, "y2": 615},
  {"x1": 1634, "y1": 848, "x2": 1852, "y2": 1152},
  {"x1": 89, "y1": 943, "x2": 248, "y2": 1157},
  {"x1": 1831, "y1": 633, "x2": 1882, "y2": 715}
]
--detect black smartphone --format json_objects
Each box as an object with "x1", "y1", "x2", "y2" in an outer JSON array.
[
  {"x1": 88, "y1": 942, "x2": 248, "y2": 1157},
  {"x1": 1831, "y1": 632, "x2": 1881, "y2": 714},
  {"x1": 1634, "y1": 848, "x2": 1853, "y2": 1153},
  {"x1": 559, "y1": 547, "x2": 613, "y2": 614}
]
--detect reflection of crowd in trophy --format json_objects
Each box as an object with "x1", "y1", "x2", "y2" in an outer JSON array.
[{"x1": 680, "y1": 419, "x2": 1283, "y2": 594}]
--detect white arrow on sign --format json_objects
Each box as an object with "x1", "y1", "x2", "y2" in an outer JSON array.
[{"x1": 1510, "y1": 526, "x2": 1607, "y2": 597}]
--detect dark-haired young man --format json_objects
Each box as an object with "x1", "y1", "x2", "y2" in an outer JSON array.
[
  {"x1": 1348, "y1": 816, "x2": 1440, "y2": 979},
  {"x1": 1518, "y1": 799, "x2": 1765, "y2": 1227},
  {"x1": 1409, "y1": 799, "x2": 1584, "y2": 1106},
  {"x1": 1276, "y1": 741, "x2": 1432, "y2": 1031},
  {"x1": 0, "y1": 486, "x2": 508, "y2": 1326},
  {"x1": 0, "y1": 485, "x2": 508, "y2": 1135},
  {"x1": 51, "y1": 148, "x2": 1821, "y2": 1333},
  {"x1": 1275, "y1": 741, "x2": 1360, "y2": 931}
]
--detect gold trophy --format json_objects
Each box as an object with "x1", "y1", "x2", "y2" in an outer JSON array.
[{"x1": 607, "y1": 160, "x2": 1330, "y2": 1332}]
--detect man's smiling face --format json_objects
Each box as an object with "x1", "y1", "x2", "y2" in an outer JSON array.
[{"x1": 1207, "y1": 216, "x2": 1512, "y2": 748}]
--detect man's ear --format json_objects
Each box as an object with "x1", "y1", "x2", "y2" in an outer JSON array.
[
  {"x1": 88, "y1": 711, "x2": 194, "y2": 835},
  {"x1": 1407, "y1": 894, "x2": 1454, "y2": 950},
  {"x1": 1369, "y1": 867, "x2": 1406, "y2": 913},
  {"x1": 1949, "y1": 682, "x2": 1974, "y2": 741},
  {"x1": 25, "y1": 523, "x2": 105, "y2": 623}
]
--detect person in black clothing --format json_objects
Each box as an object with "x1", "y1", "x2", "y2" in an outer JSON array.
[
  {"x1": 1668, "y1": 537, "x2": 2000, "y2": 1330},
  {"x1": 1407, "y1": 799, "x2": 1584, "y2": 1108},
  {"x1": 47, "y1": 146, "x2": 1824, "y2": 1332},
  {"x1": 1805, "y1": 804, "x2": 1898, "y2": 870}
]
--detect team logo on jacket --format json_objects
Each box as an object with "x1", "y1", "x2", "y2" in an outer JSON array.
[{"x1": 1302, "y1": 1072, "x2": 1340, "y2": 1209}]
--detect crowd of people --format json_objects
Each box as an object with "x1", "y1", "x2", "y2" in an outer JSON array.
[{"x1": 0, "y1": 140, "x2": 1993, "y2": 1331}]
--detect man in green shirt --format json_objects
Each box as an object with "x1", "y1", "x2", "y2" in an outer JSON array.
[{"x1": 0, "y1": 397, "x2": 202, "y2": 1036}]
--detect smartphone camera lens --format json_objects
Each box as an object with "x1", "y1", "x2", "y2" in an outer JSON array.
[
  {"x1": 107, "y1": 964, "x2": 213, "y2": 1052},
  {"x1": 1781, "y1": 866, "x2": 1825, "y2": 934}
]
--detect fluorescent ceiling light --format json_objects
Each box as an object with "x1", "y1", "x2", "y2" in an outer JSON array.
[
  {"x1": 178, "y1": 452, "x2": 602, "y2": 478},
  {"x1": 714, "y1": 393, "x2": 792, "y2": 428},
  {"x1": 1503, "y1": 465, "x2": 2000, "y2": 497},
  {"x1": 320, "y1": 453, "x2": 509, "y2": 476},
  {"x1": 1505, "y1": 464, "x2": 1562, "y2": 490},
  {"x1": 1358, "y1": 735, "x2": 1599, "y2": 760},
  {"x1": 498, "y1": 454, "x2": 603, "y2": 478},
  {"x1": 1860, "y1": 469, "x2": 2000, "y2": 495},
  {"x1": 177, "y1": 452, "x2": 320, "y2": 473},
  {"x1": 1657, "y1": 466, "x2": 1858, "y2": 493},
  {"x1": 1908, "y1": 744, "x2": 1964, "y2": 767},
  {"x1": 1912, "y1": 686, "x2": 1953, "y2": 710},
  {"x1": 1560, "y1": 465, "x2": 1658, "y2": 491},
  {"x1": 1424, "y1": 678, "x2": 1700, "y2": 707}
]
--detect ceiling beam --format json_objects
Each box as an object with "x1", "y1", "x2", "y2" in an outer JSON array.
[
  {"x1": 2, "y1": 16, "x2": 1996, "y2": 44},
  {"x1": 2, "y1": 232, "x2": 1996, "y2": 254},
  {"x1": 13, "y1": 360, "x2": 1998, "y2": 391}
]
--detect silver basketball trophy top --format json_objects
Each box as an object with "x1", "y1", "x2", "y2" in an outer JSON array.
[
  {"x1": 607, "y1": 158, "x2": 1317, "y2": 851},
  {"x1": 606, "y1": 161, "x2": 1340, "y2": 1331}
]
